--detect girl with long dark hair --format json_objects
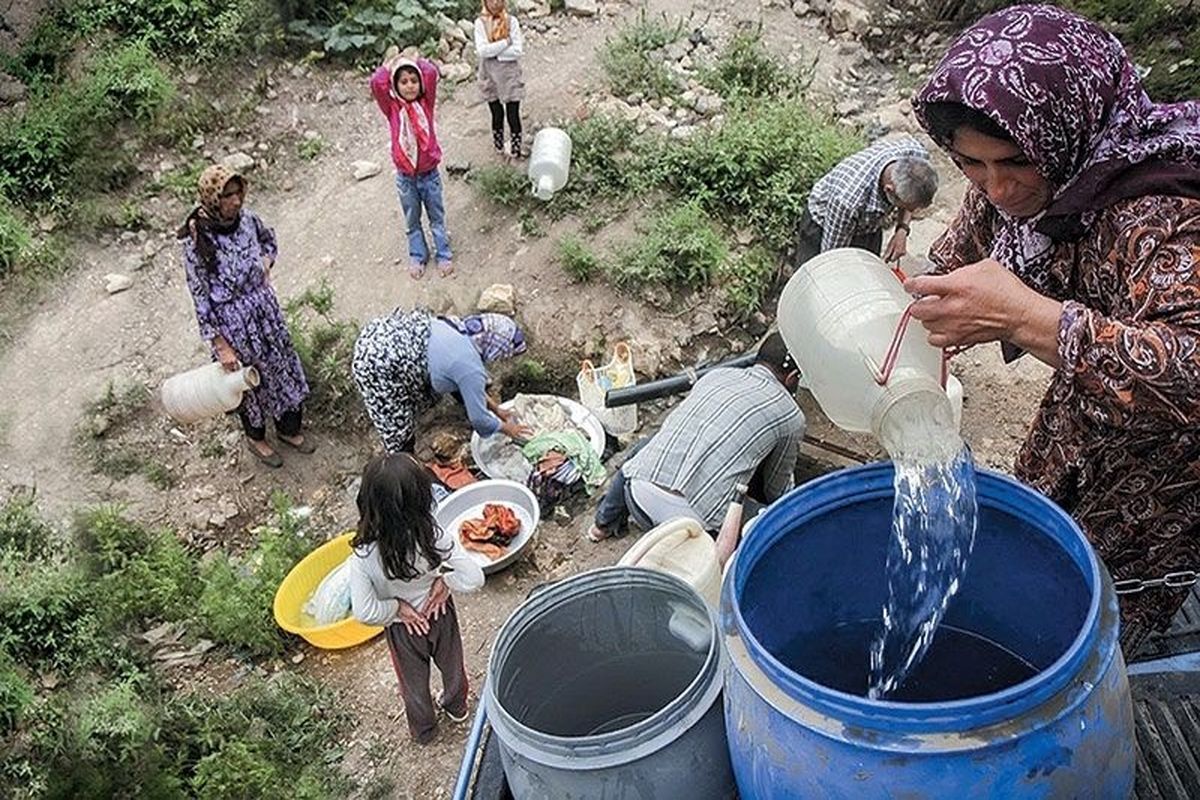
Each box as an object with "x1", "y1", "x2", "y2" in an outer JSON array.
[{"x1": 348, "y1": 454, "x2": 484, "y2": 743}]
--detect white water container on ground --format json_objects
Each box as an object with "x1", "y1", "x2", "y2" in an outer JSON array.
[
  {"x1": 778, "y1": 248, "x2": 960, "y2": 443},
  {"x1": 528, "y1": 127, "x2": 572, "y2": 201},
  {"x1": 618, "y1": 518, "x2": 721, "y2": 609},
  {"x1": 161, "y1": 362, "x2": 259, "y2": 424}
]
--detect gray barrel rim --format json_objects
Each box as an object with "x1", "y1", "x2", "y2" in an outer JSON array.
[{"x1": 484, "y1": 566, "x2": 725, "y2": 770}]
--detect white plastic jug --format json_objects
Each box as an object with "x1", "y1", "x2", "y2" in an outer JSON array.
[
  {"x1": 618, "y1": 518, "x2": 721, "y2": 609},
  {"x1": 161, "y1": 362, "x2": 260, "y2": 424},
  {"x1": 527, "y1": 127, "x2": 571, "y2": 201},
  {"x1": 778, "y1": 248, "x2": 960, "y2": 445}
]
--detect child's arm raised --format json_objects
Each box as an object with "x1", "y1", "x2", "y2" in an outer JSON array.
[
  {"x1": 417, "y1": 58, "x2": 440, "y2": 107},
  {"x1": 369, "y1": 65, "x2": 393, "y2": 116}
]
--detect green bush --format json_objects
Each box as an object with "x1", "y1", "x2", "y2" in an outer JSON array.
[
  {"x1": 0, "y1": 202, "x2": 32, "y2": 277},
  {"x1": 720, "y1": 246, "x2": 777, "y2": 319},
  {"x1": 0, "y1": 493, "x2": 53, "y2": 560},
  {"x1": 73, "y1": 507, "x2": 197, "y2": 626},
  {"x1": 197, "y1": 497, "x2": 315, "y2": 657},
  {"x1": 661, "y1": 99, "x2": 861, "y2": 250},
  {"x1": 0, "y1": 42, "x2": 174, "y2": 205},
  {"x1": 75, "y1": 0, "x2": 271, "y2": 60},
  {"x1": 557, "y1": 234, "x2": 604, "y2": 282},
  {"x1": 609, "y1": 202, "x2": 728, "y2": 291},
  {"x1": 290, "y1": 0, "x2": 469, "y2": 60},
  {"x1": 0, "y1": 648, "x2": 33, "y2": 734},
  {"x1": 164, "y1": 673, "x2": 348, "y2": 799},
  {"x1": 560, "y1": 113, "x2": 652, "y2": 209},
  {"x1": 285, "y1": 281, "x2": 365, "y2": 430},
  {"x1": 703, "y1": 27, "x2": 813, "y2": 100},
  {"x1": 600, "y1": 11, "x2": 687, "y2": 101},
  {"x1": 0, "y1": 557, "x2": 101, "y2": 675}
]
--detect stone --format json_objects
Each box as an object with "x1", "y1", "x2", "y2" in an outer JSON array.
[
  {"x1": 829, "y1": 0, "x2": 872, "y2": 36},
  {"x1": 222, "y1": 152, "x2": 256, "y2": 171},
  {"x1": 327, "y1": 86, "x2": 351, "y2": 105},
  {"x1": 104, "y1": 273, "x2": 134, "y2": 294},
  {"x1": 445, "y1": 159, "x2": 472, "y2": 175},
  {"x1": 598, "y1": 98, "x2": 640, "y2": 123},
  {"x1": 564, "y1": 0, "x2": 598, "y2": 16},
  {"x1": 303, "y1": 129, "x2": 320, "y2": 141},
  {"x1": 665, "y1": 41, "x2": 690, "y2": 62},
  {"x1": 441, "y1": 61, "x2": 473, "y2": 82},
  {"x1": 908, "y1": 62, "x2": 926, "y2": 76},
  {"x1": 792, "y1": 0, "x2": 811, "y2": 15},
  {"x1": 694, "y1": 94, "x2": 723, "y2": 116},
  {"x1": 478, "y1": 283, "x2": 516, "y2": 314},
  {"x1": 626, "y1": 91, "x2": 645, "y2": 105},
  {"x1": 516, "y1": 0, "x2": 540, "y2": 11},
  {"x1": 352, "y1": 160, "x2": 382, "y2": 180},
  {"x1": 458, "y1": 19, "x2": 475, "y2": 38},
  {"x1": 835, "y1": 98, "x2": 864, "y2": 117}
]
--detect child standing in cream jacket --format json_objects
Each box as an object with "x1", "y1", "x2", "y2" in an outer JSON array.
[{"x1": 475, "y1": 0, "x2": 526, "y2": 159}]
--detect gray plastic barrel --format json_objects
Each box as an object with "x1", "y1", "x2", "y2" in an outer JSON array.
[{"x1": 484, "y1": 566, "x2": 736, "y2": 799}]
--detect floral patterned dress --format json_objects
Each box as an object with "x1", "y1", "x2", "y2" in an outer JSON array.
[
  {"x1": 931, "y1": 188, "x2": 1200, "y2": 645},
  {"x1": 182, "y1": 210, "x2": 309, "y2": 429}
]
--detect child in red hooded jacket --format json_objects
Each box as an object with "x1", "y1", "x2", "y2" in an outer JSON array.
[{"x1": 370, "y1": 56, "x2": 453, "y2": 279}]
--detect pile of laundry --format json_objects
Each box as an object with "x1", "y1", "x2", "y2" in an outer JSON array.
[{"x1": 476, "y1": 394, "x2": 606, "y2": 505}]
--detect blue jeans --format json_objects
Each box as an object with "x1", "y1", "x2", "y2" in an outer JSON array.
[
  {"x1": 593, "y1": 437, "x2": 653, "y2": 534},
  {"x1": 395, "y1": 169, "x2": 452, "y2": 264}
]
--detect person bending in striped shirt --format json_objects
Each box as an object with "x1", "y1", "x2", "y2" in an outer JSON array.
[
  {"x1": 793, "y1": 135, "x2": 939, "y2": 268},
  {"x1": 587, "y1": 334, "x2": 805, "y2": 542}
]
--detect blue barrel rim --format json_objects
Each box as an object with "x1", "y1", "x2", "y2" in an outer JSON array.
[
  {"x1": 485, "y1": 566, "x2": 725, "y2": 768},
  {"x1": 725, "y1": 461, "x2": 1103, "y2": 733}
]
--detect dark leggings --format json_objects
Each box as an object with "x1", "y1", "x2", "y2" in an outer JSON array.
[
  {"x1": 488, "y1": 100, "x2": 522, "y2": 136},
  {"x1": 239, "y1": 406, "x2": 303, "y2": 441}
]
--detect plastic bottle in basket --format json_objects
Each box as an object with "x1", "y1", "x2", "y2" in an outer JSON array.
[
  {"x1": 161, "y1": 362, "x2": 260, "y2": 424},
  {"x1": 528, "y1": 128, "x2": 572, "y2": 200},
  {"x1": 778, "y1": 248, "x2": 961, "y2": 458}
]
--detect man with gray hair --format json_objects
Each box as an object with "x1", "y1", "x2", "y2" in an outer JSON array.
[{"x1": 793, "y1": 135, "x2": 939, "y2": 266}]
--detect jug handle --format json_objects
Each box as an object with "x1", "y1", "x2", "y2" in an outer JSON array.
[{"x1": 875, "y1": 302, "x2": 918, "y2": 386}]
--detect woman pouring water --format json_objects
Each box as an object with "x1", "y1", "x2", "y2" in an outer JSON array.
[{"x1": 904, "y1": 4, "x2": 1200, "y2": 655}]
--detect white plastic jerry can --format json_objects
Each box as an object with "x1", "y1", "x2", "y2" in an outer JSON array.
[
  {"x1": 528, "y1": 127, "x2": 572, "y2": 200},
  {"x1": 161, "y1": 362, "x2": 260, "y2": 424}
]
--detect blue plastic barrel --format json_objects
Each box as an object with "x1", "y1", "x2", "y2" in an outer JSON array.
[{"x1": 722, "y1": 462, "x2": 1135, "y2": 798}]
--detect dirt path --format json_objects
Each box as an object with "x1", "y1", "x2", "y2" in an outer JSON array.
[{"x1": 0, "y1": 1, "x2": 1052, "y2": 796}]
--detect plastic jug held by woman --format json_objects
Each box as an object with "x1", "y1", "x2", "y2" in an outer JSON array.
[
  {"x1": 161, "y1": 362, "x2": 260, "y2": 424},
  {"x1": 778, "y1": 248, "x2": 961, "y2": 458}
]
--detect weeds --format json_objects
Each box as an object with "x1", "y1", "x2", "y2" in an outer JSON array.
[
  {"x1": 720, "y1": 246, "x2": 777, "y2": 319},
  {"x1": 297, "y1": 135, "x2": 327, "y2": 161},
  {"x1": 702, "y1": 27, "x2": 813, "y2": 100},
  {"x1": 556, "y1": 234, "x2": 604, "y2": 282},
  {"x1": 472, "y1": 164, "x2": 531, "y2": 208},
  {"x1": 660, "y1": 98, "x2": 861, "y2": 250},
  {"x1": 610, "y1": 202, "x2": 727, "y2": 291},
  {"x1": 75, "y1": 381, "x2": 177, "y2": 489},
  {"x1": 0, "y1": 203, "x2": 32, "y2": 277},
  {"x1": 286, "y1": 280, "x2": 365, "y2": 430},
  {"x1": 600, "y1": 11, "x2": 687, "y2": 101},
  {"x1": 0, "y1": 492, "x2": 53, "y2": 560},
  {"x1": 196, "y1": 494, "x2": 316, "y2": 658},
  {"x1": 0, "y1": 649, "x2": 32, "y2": 735}
]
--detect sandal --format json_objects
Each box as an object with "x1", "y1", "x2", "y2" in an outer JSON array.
[
  {"x1": 586, "y1": 524, "x2": 615, "y2": 543},
  {"x1": 247, "y1": 440, "x2": 283, "y2": 468},
  {"x1": 278, "y1": 434, "x2": 316, "y2": 454}
]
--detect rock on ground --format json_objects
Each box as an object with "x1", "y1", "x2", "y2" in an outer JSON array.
[
  {"x1": 565, "y1": 0, "x2": 599, "y2": 16},
  {"x1": 478, "y1": 283, "x2": 517, "y2": 315},
  {"x1": 352, "y1": 160, "x2": 382, "y2": 181}
]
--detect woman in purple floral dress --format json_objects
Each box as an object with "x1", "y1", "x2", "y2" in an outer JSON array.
[{"x1": 179, "y1": 165, "x2": 313, "y2": 467}]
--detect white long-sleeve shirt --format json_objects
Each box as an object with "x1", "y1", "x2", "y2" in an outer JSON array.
[
  {"x1": 474, "y1": 15, "x2": 524, "y2": 62},
  {"x1": 348, "y1": 527, "x2": 485, "y2": 627}
]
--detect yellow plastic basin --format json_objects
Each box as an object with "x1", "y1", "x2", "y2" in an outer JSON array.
[{"x1": 273, "y1": 532, "x2": 384, "y2": 650}]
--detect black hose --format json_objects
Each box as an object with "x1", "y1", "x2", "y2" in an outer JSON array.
[{"x1": 604, "y1": 352, "x2": 759, "y2": 408}]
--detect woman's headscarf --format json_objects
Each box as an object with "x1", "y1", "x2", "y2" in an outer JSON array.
[
  {"x1": 176, "y1": 164, "x2": 245, "y2": 274},
  {"x1": 388, "y1": 58, "x2": 432, "y2": 174},
  {"x1": 480, "y1": 0, "x2": 509, "y2": 43},
  {"x1": 913, "y1": 5, "x2": 1200, "y2": 285},
  {"x1": 443, "y1": 313, "x2": 527, "y2": 363}
]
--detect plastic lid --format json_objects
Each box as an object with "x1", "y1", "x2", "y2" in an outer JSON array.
[{"x1": 533, "y1": 174, "x2": 554, "y2": 201}]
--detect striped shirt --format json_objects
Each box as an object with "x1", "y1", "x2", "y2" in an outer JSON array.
[
  {"x1": 807, "y1": 136, "x2": 929, "y2": 251},
  {"x1": 622, "y1": 365, "x2": 806, "y2": 530}
]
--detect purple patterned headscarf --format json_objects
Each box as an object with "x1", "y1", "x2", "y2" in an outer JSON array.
[
  {"x1": 914, "y1": 5, "x2": 1200, "y2": 282},
  {"x1": 442, "y1": 313, "x2": 527, "y2": 363}
]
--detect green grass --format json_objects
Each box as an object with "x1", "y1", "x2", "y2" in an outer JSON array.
[
  {"x1": 556, "y1": 234, "x2": 605, "y2": 282},
  {"x1": 701, "y1": 26, "x2": 813, "y2": 100},
  {"x1": 600, "y1": 11, "x2": 688, "y2": 101},
  {"x1": 285, "y1": 281, "x2": 365, "y2": 431},
  {"x1": 297, "y1": 135, "x2": 326, "y2": 161}
]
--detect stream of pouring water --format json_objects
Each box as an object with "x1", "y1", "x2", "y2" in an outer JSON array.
[{"x1": 869, "y1": 399, "x2": 978, "y2": 700}]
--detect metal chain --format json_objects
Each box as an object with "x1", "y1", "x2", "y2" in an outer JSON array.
[{"x1": 1112, "y1": 570, "x2": 1199, "y2": 595}]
